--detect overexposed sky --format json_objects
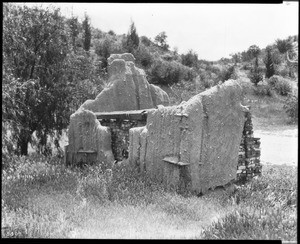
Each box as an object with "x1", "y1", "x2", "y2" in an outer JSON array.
[{"x1": 15, "y1": 2, "x2": 299, "y2": 61}]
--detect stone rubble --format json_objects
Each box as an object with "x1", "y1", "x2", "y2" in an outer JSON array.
[{"x1": 236, "y1": 108, "x2": 262, "y2": 182}]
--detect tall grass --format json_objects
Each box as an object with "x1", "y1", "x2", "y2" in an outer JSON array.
[
  {"x1": 1, "y1": 154, "x2": 297, "y2": 239},
  {"x1": 201, "y1": 164, "x2": 297, "y2": 240}
]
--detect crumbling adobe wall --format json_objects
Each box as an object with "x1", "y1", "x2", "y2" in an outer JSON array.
[
  {"x1": 65, "y1": 110, "x2": 114, "y2": 167},
  {"x1": 128, "y1": 79, "x2": 247, "y2": 194},
  {"x1": 66, "y1": 53, "x2": 169, "y2": 167},
  {"x1": 80, "y1": 53, "x2": 169, "y2": 113}
]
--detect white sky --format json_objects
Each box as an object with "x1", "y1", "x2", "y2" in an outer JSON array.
[{"x1": 15, "y1": 2, "x2": 299, "y2": 61}]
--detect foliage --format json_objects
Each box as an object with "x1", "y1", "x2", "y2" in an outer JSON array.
[
  {"x1": 218, "y1": 65, "x2": 238, "y2": 82},
  {"x1": 140, "y1": 36, "x2": 152, "y2": 46},
  {"x1": 198, "y1": 73, "x2": 215, "y2": 89},
  {"x1": 247, "y1": 45, "x2": 261, "y2": 60},
  {"x1": 125, "y1": 20, "x2": 140, "y2": 53},
  {"x1": 248, "y1": 57, "x2": 263, "y2": 86},
  {"x1": 284, "y1": 91, "x2": 298, "y2": 123},
  {"x1": 181, "y1": 49, "x2": 199, "y2": 68},
  {"x1": 134, "y1": 44, "x2": 154, "y2": 69},
  {"x1": 230, "y1": 52, "x2": 242, "y2": 64},
  {"x1": 82, "y1": 14, "x2": 92, "y2": 52},
  {"x1": 147, "y1": 58, "x2": 183, "y2": 85},
  {"x1": 276, "y1": 38, "x2": 293, "y2": 54},
  {"x1": 67, "y1": 16, "x2": 80, "y2": 52},
  {"x1": 94, "y1": 35, "x2": 112, "y2": 70},
  {"x1": 2, "y1": 155, "x2": 296, "y2": 240},
  {"x1": 108, "y1": 30, "x2": 115, "y2": 36},
  {"x1": 154, "y1": 31, "x2": 169, "y2": 51},
  {"x1": 202, "y1": 165, "x2": 297, "y2": 240},
  {"x1": 3, "y1": 3, "x2": 76, "y2": 155},
  {"x1": 252, "y1": 82, "x2": 273, "y2": 97},
  {"x1": 267, "y1": 75, "x2": 293, "y2": 96},
  {"x1": 263, "y1": 46, "x2": 276, "y2": 79}
]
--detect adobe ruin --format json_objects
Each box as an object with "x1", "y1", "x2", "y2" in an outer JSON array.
[{"x1": 65, "y1": 53, "x2": 262, "y2": 194}]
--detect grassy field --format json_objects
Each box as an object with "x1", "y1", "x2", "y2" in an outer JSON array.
[{"x1": 1, "y1": 153, "x2": 297, "y2": 239}]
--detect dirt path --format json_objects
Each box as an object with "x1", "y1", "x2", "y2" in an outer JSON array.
[{"x1": 254, "y1": 128, "x2": 298, "y2": 166}]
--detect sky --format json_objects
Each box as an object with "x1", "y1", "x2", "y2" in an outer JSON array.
[{"x1": 16, "y1": 2, "x2": 298, "y2": 61}]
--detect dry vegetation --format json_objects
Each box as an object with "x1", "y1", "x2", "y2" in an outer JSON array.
[{"x1": 2, "y1": 151, "x2": 297, "y2": 239}]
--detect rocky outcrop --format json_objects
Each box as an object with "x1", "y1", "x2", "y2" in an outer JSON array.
[
  {"x1": 128, "y1": 79, "x2": 247, "y2": 194},
  {"x1": 80, "y1": 53, "x2": 169, "y2": 112}
]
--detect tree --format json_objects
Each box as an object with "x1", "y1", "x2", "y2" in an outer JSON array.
[
  {"x1": 248, "y1": 57, "x2": 263, "y2": 86},
  {"x1": 3, "y1": 3, "x2": 75, "y2": 155},
  {"x1": 154, "y1": 31, "x2": 169, "y2": 51},
  {"x1": 95, "y1": 35, "x2": 113, "y2": 70},
  {"x1": 264, "y1": 46, "x2": 275, "y2": 79},
  {"x1": 181, "y1": 49, "x2": 198, "y2": 68},
  {"x1": 68, "y1": 16, "x2": 79, "y2": 52},
  {"x1": 82, "y1": 13, "x2": 91, "y2": 51},
  {"x1": 275, "y1": 38, "x2": 293, "y2": 54},
  {"x1": 247, "y1": 45, "x2": 261, "y2": 60},
  {"x1": 125, "y1": 20, "x2": 139, "y2": 53},
  {"x1": 230, "y1": 52, "x2": 241, "y2": 65}
]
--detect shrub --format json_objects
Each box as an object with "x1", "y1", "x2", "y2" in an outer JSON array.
[
  {"x1": 199, "y1": 72, "x2": 215, "y2": 89},
  {"x1": 275, "y1": 80, "x2": 292, "y2": 96},
  {"x1": 284, "y1": 90, "x2": 298, "y2": 123},
  {"x1": 147, "y1": 58, "x2": 186, "y2": 85},
  {"x1": 242, "y1": 63, "x2": 251, "y2": 70},
  {"x1": 181, "y1": 49, "x2": 198, "y2": 68},
  {"x1": 253, "y1": 83, "x2": 273, "y2": 97},
  {"x1": 134, "y1": 44, "x2": 153, "y2": 69},
  {"x1": 248, "y1": 57, "x2": 264, "y2": 86},
  {"x1": 277, "y1": 67, "x2": 290, "y2": 78},
  {"x1": 140, "y1": 36, "x2": 152, "y2": 46},
  {"x1": 219, "y1": 65, "x2": 238, "y2": 82},
  {"x1": 267, "y1": 75, "x2": 293, "y2": 96}
]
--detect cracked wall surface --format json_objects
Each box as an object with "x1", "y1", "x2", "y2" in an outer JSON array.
[
  {"x1": 65, "y1": 53, "x2": 262, "y2": 194},
  {"x1": 66, "y1": 109, "x2": 114, "y2": 167},
  {"x1": 128, "y1": 79, "x2": 247, "y2": 194}
]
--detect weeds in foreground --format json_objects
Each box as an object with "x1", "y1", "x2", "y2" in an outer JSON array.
[
  {"x1": 201, "y1": 165, "x2": 297, "y2": 240},
  {"x1": 1, "y1": 154, "x2": 297, "y2": 240}
]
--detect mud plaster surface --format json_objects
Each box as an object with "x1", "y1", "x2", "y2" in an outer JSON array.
[
  {"x1": 128, "y1": 80, "x2": 246, "y2": 193},
  {"x1": 80, "y1": 53, "x2": 169, "y2": 113}
]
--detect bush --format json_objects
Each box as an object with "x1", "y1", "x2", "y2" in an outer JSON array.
[
  {"x1": 140, "y1": 36, "x2": 152, "y2": 46},
  {"x1": 248, "y1": 57, "x2": 264, "y2": 86},
  {"x1": 242, "y1": 63, "x2": 252, "y2": 70},
  {"x1": 267, "y1": 75, "x2": 293, "y2": 96},
  {"x1": 219, "y1": 65, "x2": 238, "y2": 82},
  {"x1": 199, "y1": 72, "x2": 215, "y2": 89},
  {"x1": 134, "y1": 44, "x2": 153, "y2": 69},
  {"x1": 147, "y1": 58, "x2": 189, "y2": 85},
  {"x1": 277, "y1": 67, "x2": 290, "y2": 78},
  {"x1": 284, "y1": 91, "x2": 298, "y2": 123},
  {"x1": 253, "y1": 83, "x2": 273, "y2": 97}
]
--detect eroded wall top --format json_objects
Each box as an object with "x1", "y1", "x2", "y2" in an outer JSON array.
[{"x1": 80, "y1": 53, "x2": 169, "y2": 113}]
